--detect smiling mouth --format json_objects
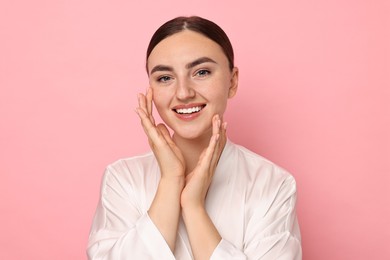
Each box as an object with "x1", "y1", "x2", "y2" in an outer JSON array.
[{"x1": 173, "y1": 105, "x2": 206, "y2": 114}]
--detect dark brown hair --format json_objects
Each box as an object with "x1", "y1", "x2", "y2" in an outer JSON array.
[{"x1": 146, "y1": 16, "x2": 234, "y2": 72}]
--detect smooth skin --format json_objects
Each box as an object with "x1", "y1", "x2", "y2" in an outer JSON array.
[{"x1": 136, "y1": 30, "x2": 238, "y2": 259}]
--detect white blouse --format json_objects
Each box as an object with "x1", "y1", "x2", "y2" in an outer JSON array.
[{"x1": 87, "y1": 140, "x2": 302, "y2": 259}]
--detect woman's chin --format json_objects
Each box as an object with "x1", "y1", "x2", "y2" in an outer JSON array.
[
  {"x1": 173, "y1": 128, "x2": 211, "y2": 142},
  {"x1": 174, "y1": 132, "x2": 201, "y2": 141}
]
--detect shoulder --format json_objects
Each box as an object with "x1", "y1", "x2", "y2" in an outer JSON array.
[
  {"x1": 101, "y1": 151, "x2": 159, "y2": 191},
  {"x1": 227, "y1": 142, "x2": 298, "y2": 219},
  {"x1": 226, "y1": 141, "x2": 297, "y2": 192},
  {"x1": 230, "y1": 141, "x2": 294, "y2": 178},
  {"x1": 106, "y1": 151, "x2": 157, "y2": 175}
]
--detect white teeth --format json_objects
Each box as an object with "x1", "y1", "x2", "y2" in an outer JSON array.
[{"x1": 175, "y1": 106, "x2": 203, "y2": 114}]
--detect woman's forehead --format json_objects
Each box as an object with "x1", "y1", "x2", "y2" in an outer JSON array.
[{"x1": 147, "y1": 31, "x2": 228, "y2": 68}]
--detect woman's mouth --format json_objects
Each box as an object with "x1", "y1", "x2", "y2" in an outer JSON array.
[
  {"x1": 172, "y1": 104, "x2": 206, "y2": 120},
  {"x1": 174, "y1": 105, "x2": 206, "y2": 114}
]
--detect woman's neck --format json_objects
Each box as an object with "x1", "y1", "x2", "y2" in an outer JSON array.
[{"x1": 173, "y1": 133, "x2": 211, "y2": 175}]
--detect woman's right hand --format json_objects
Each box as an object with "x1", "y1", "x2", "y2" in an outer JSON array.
[
  {"x1": 136, "y1": 87, "x2": 186, "y2": 180},
  {"x1": 136, "y1": 87, "x2": 185, "y2": 252}
]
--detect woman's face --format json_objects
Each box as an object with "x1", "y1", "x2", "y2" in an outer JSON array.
[{"x1": 147, "y1": 30, "x2": 238, "y2": 140}]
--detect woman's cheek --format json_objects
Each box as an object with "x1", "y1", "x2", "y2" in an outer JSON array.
[{"x1": 152, "y1": 93, "x2": 170, "y2": 116}]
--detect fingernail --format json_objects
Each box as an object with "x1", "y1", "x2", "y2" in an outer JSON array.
[
  {"x1": 223, "y1": 122, "x2": 228, "y2": 130},
  {"x1": 215, "y1": 134, "x2": 220, "y2": 141}
]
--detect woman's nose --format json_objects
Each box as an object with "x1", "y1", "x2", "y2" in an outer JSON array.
[{"x1": 175, "y1": 79, "x2": 195, "y2": 100}]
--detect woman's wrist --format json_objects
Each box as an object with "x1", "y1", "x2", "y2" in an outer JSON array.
[
  {"x1": 159, "y1": 175, "x2": 185, "y2": 190},
  {"x1": 181, "y1": 202, "x2": 206, "y2": 218},
  {"x1": 148, "y1": 175, "x2": 184, "y2": 252},
  {"x1": 181, "y1": 203, "x2": 222, "y2": 259}
]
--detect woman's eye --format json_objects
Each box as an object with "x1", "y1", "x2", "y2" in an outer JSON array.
[
  {"x1": 195, "y1": 69, "x2": 210, "y2": 77},
  {"x1": 157, "y1": 76, "x2": 172, "y2": 82}
]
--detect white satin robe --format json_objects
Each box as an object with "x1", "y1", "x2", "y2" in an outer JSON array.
[{"x1": 87, "y1": 140, "x2": 302, "y2": 259}]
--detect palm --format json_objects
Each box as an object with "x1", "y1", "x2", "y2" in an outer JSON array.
[
  {"x1": 153, "y1": 123, "x2": 186, "y2": 178},
  {"x1": 136, "y1": 88, "x2": 186, "y2": 178},
  {"x1": 181, "y1": 116, "x2": 227, "y2": 208}
]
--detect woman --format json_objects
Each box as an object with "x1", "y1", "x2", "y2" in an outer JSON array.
[{"x1": 87, "y1": 16, "x2": 301, "y2": 259}]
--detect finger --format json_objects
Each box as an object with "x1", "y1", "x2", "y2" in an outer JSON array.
[
  {"x1": 210, "y1": 117, "x2": 227, "y2": 170},
  {"x1": 135, "y1": 107, "x2": 162, "y2": 146},
  {"x1": 146, "y1": 87, "x2": 156, "y2": 125},
  {"x1": 157, "y1": 123, "x2": 185, "y2": 158},
  {"x1": 221, "y1": 121, "x2": 227, "y2": 142},
  {"x1": 212, "y1": 114, "x2": 220, "y2": 136},
  {"x1": 216, "y1": 120, "x2": 227, "y2": 151},
  {"x1": 146, "y1": 87, "x2": 153, "y2": 115},
  {"x1": 137, "y1": 93, "x2": 148, "y2": 115},
  {"x1": 135, "y1": 107, "x2": 154, "y2": 135},
  {"x1": 138, "y1": 90, "x2": 152, "y2": 116},
  {"x1": 138, "y1": 90, "x2": 156, "y2": 126},
  {"x1": 157, "y1": 123, "x2": 174, "y2": 146},
  {"x1": 198, "y1": 127, "x2": 219, "y2": 172},
  {"x1": 207, "y1": 114, "x2": 220, "y2": 160}
]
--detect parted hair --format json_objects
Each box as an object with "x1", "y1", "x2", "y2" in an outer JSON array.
[{"x1": 146, "y1": 16, "x2": 234, "y2": 72}]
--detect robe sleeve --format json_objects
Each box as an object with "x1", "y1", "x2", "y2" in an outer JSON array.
[
  {"x1": 210, "y1": 175, "x2": 302, "y2": 260},
  {"x1": 87, "y1": 166, "x2": 175, "y2": 260}
]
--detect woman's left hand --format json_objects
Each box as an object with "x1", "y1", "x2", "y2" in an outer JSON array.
[{"x1": 180, "y1": 114, "x2": 227, "y2": 210}]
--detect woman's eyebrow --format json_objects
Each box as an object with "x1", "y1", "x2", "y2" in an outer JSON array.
[
  {"x1": 150, "y1": 65, "x2": 173, "y2": 74},
  {"x1": 186, "y1": 57, "x2": 217, "y2": 69},
  {"x1": 150, "y1": 57, "x2": 217, "y2": 75}
]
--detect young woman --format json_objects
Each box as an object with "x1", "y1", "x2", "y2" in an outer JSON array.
[{"x1": 88, "y1": 16, "x2": 301, "y2": 260}]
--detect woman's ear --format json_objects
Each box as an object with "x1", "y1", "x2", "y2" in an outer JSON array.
[{"x1": 228, "y1": 67, "x2": 239, "y2": 98}]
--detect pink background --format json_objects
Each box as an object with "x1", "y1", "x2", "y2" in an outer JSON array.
[{"x1": 1, "y1": 0, "x2": 389, "y2": 259}]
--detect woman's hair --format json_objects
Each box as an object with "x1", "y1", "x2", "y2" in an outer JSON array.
[{"x1": 146, "y1": 16, "x2": 234, "y2": 72}]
